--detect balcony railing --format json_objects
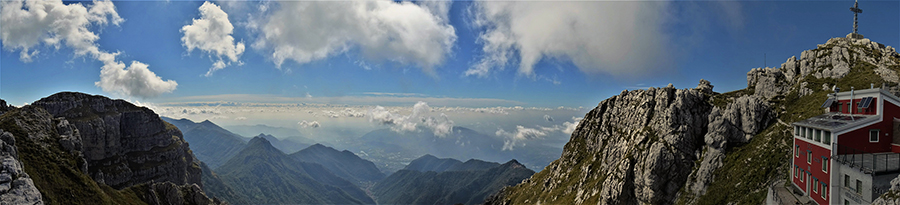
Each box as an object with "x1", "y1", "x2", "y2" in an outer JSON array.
[{"x1": 834, "y1": 144, "x2": 900, "y2": 174}]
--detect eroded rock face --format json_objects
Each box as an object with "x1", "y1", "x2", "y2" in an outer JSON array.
[
  {"x1": 0, "y1": 130, "x2": 44, "y2": 205},
  {"x1": 488, "y1": 84, "x2": 715, "y2": 204},
  {"x1": 748, "y1": 67, "x2": 790, "y2": 99},
  {"x1": 144, "y1": 182, "x2": 219, "y2": 205},
  {"x1": 32, "y1": 92, "x2": 201, "y2": 189},
  {"x1": 683, "y1": 95, "x2": 774, "y2": 201},
  {"x1": 874, "y1": 176, "x2": 900, "y2": 205}
]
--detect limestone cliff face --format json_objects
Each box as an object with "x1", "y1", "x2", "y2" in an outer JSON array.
[
  {"x1": 32, "y1": 92, "x2": 201, "y2": 189},
  {"x1": 487, "y1": 36, "x2": 900, "y2": 204},
  {"x1": 488, "y1": 82, "x2": 728, "y2": 204},
  {"x1": 0, "y1": 129, "x2": 43, "y2": 205}
]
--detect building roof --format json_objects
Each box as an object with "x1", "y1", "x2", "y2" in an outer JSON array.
[{"x1": 792, "y1": 112, "x2": 878, "y2": 132}]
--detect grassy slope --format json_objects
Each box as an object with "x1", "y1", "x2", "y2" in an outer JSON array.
[
  {"x1": 693, "y1": 60, "x2": 893, "y2": 204},
  {"x1": 0, "y1": 107, "x2": 147, "y2": 205}
]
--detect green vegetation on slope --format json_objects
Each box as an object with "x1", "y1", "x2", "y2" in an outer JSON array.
[
  {"x1": 0, "y1": 107, "x2": 147, "y2": 205},
  {"x1": 693, "y1": 61, "x2": 889, "y2": 204},
  {"x1": 216, "y1": 137, "x2": 374, "y2": 204}
]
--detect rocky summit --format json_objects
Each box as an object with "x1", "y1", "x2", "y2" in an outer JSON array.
[
  {"x1": 487, "y1": 36, "x2": 900, "y2": 205},
  {"x1": 31, "y1": 92, "x2": 201, "y2": 189},
  {"x1": 0, "y1": 93, "x2": 220, "y2": 205}
]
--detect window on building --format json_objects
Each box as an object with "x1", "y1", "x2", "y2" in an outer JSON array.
[
  {"x1": 823, "y1": 184, "x2": 828, "y2": 199},
  {"x1": 823, "y1": 157, "x2": 829, "y2": 173},
  {"x1": 824, "y1": 131, "x2": 832, "y2": 144},
  {"x1": 795, "y1": 145, "x2": 800, "y2": 157},
  {"x1": 802, "y1": 127, "x2": 807, "y2": 138},
  {"x1": 871, "y1": 129, "x2": 880, "y2": 142},
  {"x1": 844, "y1": 175, "x2": 850, "y2": 188},
  {"x1": 815, "y1": 129, "x2": 822, "y2": 142},
  {"x1": 856, "y1": 179, "x2": 862, "y2": 194},
  {"x1": 814, "y1": 179, "x2": 819, "y2": 193},
  {"x1": 795, "y1": 126, "x2": 800, "y2": 136},
  {"x1": 808, "y1": 151, "x2": 812, "y2": 164}
]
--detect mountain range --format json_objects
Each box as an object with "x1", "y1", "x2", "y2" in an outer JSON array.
[
  {"x1": 214, "y1": 136, "x2": 375, "y2": 204},
  {"x1": 373, "y1": 154, "x2": 535, "y2": 205},
  {"x1": 351, "y1": 127, "x2": 561, "y2": 174},
  {"x1": 162, "y1": 117, "x2": 246, "y2": 169}
]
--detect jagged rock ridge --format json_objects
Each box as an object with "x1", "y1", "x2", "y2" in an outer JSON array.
[
  {"x1": 0, "y1": 93, "x2": 221, "y2": 204},
  {"x1": 31, "y1": 92, "x2": 201, "y2": 189},
  {"x1": 488, "y1": 37, "x2": 900, "y2": 204}
]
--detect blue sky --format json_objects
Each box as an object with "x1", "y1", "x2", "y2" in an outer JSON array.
[{"x1": 1, "y1": 0, "x2": 898, "y2": 108}]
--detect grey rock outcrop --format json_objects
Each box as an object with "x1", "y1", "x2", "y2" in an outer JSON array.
[
  {"x1": 683, "y1": 95, "x2": 774, "y2": 201},
  {"x1": 0, "y1": 99, "x2": 12, "y2": 115},
  {"x1": 32, "y1": 92, "x2": 201, "y2": 189},
  {"x1": 874, "y1": 175, "x2": 900, "y2": 205},
  {"x1": 781, "y1": 37, "x2": 900, "y2": 84},
  {"x1": 144, "y1": 182, "x2": 220, "y2": 205},
  {"x1": 0, "y1": 130, "x2": 44, "y2": 205},
  {"x1": 747, "y1": 67, "x2": 790, "y2": 98},
  {"x1": 487, "y1": 83, "x2": 715, "y2": 204},
  {"x1": 697, "y1": 79, "x2": 714, "y2": 94}
]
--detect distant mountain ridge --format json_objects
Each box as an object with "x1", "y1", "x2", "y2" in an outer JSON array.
[
  {"x1": 290, "y1": 143, "x2": 385, "y2": 185},
  {"x1": 354, "y1": 127, "x2": 561, "y2": 174},
  {"x1": 254, "y1": 133, "x2": 311, "y2": 154},
  {"x1": 161, "y1": 117, "x2": 246, "y2": 169},
  {"x1": 215, "y1": 136, "x2": 374, "y2": 204},
  {"x1": 373, "y1": 155, "x2": 534, "y2": 205}
]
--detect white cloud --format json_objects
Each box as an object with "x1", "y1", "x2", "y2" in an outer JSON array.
[
  {"x1": 252, "y1": 1, "x2": 456, "y2": 76},
  {"x1": 368, "y1": 101, "x2": 455, "y2": 137},
  {"x1": 298, "y1": 120, "x2": 320, "y2": 128},
  {"x1": 234, "y1": 116, "x2": 247, "y2": 120},
  {"x1": 496, "y1": 125, "x2": 547, "y2": 151},
  {"x1": 1, "y1": 0, "x2": 177, "y2": 98},
  {"x1": 95, "y1": 60, "x2": 178, "y2": 98},
  {"x1": 467, "y1": 1, "x2": 671, "y2": 78},
  {"x1": 543, "y1": 114, "x2": 553, "y2": 122},
  {"x1": 562, "y1": 117, "x2": 583, "y2": 134},
  {"x1": 182, "y1": 1, "x2": 245, "y2": 76}
]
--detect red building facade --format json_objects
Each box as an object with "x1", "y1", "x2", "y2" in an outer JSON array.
[{"x1": 792, "y1": 87, "x2": 900, "y2": 205}]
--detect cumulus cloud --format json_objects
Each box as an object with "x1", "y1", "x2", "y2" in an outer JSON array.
[
  {"x1": 467, "y1": 1, "x2": 671, "y2": 78},
  {"x1": 544, "y1": 114, "x2": 553, "y2": 122},
  {"x1": 298, "y1": 120, "x2": 320, "y2": 128},
  {"x1": 368, "y1": 101, "x2": 455, "y2": 137},
  {"x1": 252, "y1": 1, "x2": 456, "y2": 76},
  {"x1": 497, "y1": 116, "x2": 583, "y2": 150},
  {"x1": 182, "y1": 1, "x2": 245, "y2": 76},
  {"x1": 496, "y1": 125, "x2": 547, "y2": 151},
  {"x1": 562, "y1": 117, "x2": 583, "y2": 134},
  {"x1": 1, "y1": 0, "x2": 177, "y2": 98},
  {"x1": 95, "y1": 59, "x2": 178, "y2": 98}
]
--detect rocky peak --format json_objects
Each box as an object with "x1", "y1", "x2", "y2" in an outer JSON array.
[
  {"x1": 750, "y1": 37, "x2": 900, "y2": 99},
  {"x1": 31, "y1": 92, "x2": 201, "y2": 190}
]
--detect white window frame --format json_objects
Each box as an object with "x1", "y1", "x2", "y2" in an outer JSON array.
[
  {"x1": 822, "y1": 157, "x2": 828, "y2": 173},
  {"x1": 844, "y1": 175, "x2": 849, "y2": 188},
  {"x1": 807, "y1": 150, "x2": 812, "y2": 164},
  {"x1": 824, "y1": 131, "x2": 831, "y2": 145},
  {"x1": 795, "y1": 145, "x2": 800, "y2": 157},
  {"x1": 795, "y1": 126, "x2": 800, "y2": 136},
  {"x1": 822, "y1": 184, "x2": 827, "y2": 199},
  {"x1": 870, "y1": 129, "x2": 880, "y2": 142},
  {"x1": 814, "y1": 178, "x2": 819, "y2": 193}
]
